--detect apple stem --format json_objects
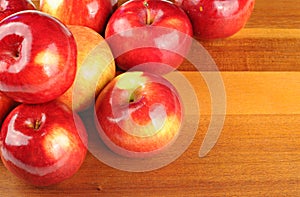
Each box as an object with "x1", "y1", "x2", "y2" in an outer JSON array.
[
  {"x1": 28, "y1": 120, "x2": 41, "y2": 130},
  {"x1": 129, "y1": 94, "x2": 135, "y2": 103},
  {"x1": 14, "y1": 51, "x2": 20, "y2": 58},
  {"x1": 143, "y1": 1, "x2": 151, "y2": 25},
  {"x1": 34, "y1": 120, "x2": 41, "y2": 130}
]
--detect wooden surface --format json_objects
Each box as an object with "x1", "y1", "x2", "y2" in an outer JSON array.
[
  {"x1": 0, "y1": 72, "x2": 299, "y2": 196},
  {"x1": 1, "y1": 0, "x2": 300, "y2": 196},
  {"x1": 31, "y1": 0, "x2": 300, "y2": 71}
]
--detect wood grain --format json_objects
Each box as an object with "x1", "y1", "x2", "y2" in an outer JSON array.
[
  {"x1": 1, "y1": 0, "x2": 299, "y2": 196},
  {"x1": 246, "y1": 0, "x2": 300, "y2": 29},
  {"x1": 31, "y1": 0, "x2": 300, "y2": 71},
  {"x1": 180, "y1": 28, "x2": 300, "y2": 71},
  {"x1": 181, "y1": 72, "x2": 300, "y2": 115},
  {"x1": 0, "y1": 115, "x2": 299, "y2": 197},
  {"x1": 0, "y1": 72, "x2": 299, "y2": 196}
]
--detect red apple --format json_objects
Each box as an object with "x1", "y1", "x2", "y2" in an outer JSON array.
[
  {"x1": 39, "y1": 0, "x2": 113, "y2": 34},
  {"x1": 57, "y1": 25, "x2": 116, "y2": 112},
  {"x1": 174, "y1": 0, "x2": 255, "y2": 40},
  {"x1": 0, "y1": 100, "x2": 87, "y2": 186},
  {"x1": 105, "y1": 0, "x2": 193, "y2": 74},
  {"x1": 94, "y1": 71, "x2": 183, "y2": 158},
  {"x1": 0, "y1": 91, "x2": 17, "y2": 126},
  {"x1": 0, "y1": 0, "x2": 36, "y2": 22},
  {"x1": 0, "y1": 10, "x2": 77, "y2": 104}
]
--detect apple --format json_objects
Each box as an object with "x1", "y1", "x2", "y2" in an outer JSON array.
[
  {"x1": 0, "y1": 91, "x2": 17, "y2": 126},
  {"x1": 105, "y1": 0, "x2": 193, "y2": 74},
  {"x1": 94, "y1": 71, "x2": 183, "y2": 158},
  {"x1": 0, "y1": 10, "x2": 77, "y2": 104},
  {"x1": 174, "y1": 0, "x2": 255, "y2": 40},
  {"x1": 57, "y1": 25, "x2": 116, "y2": 112},
  {"x1": 39, "y1": 0, "x2": 113, "y2": 34},
  {"x1": 0, "y1": 0, "x2": 36, "y2": 22},
  {"x1": 0, "y1": 100, "x2": 87, "y2": 186}
]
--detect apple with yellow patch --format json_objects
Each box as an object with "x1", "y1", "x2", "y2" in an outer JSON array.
[
  {"x1": 57, "y1": 25, "x2": 115, "y2": 112},
  {"x1": 0, "y1": 0, "x2": 36, "y2": 21},
  {"x1": 105, "y1": 0, "x2": 193, "y2": 74},
  {"x1": 0, "y1": 10, "x2": 77, "y2": 104},
  {"x1": 39, "y1": 0, "x2": 113, "y2": 33},
  {"x1": 0, "y1": 100, "x2": 87, "y2": 186},
  {"x1": 94, "y1": 71, "x2": 183, "y2": 158}
]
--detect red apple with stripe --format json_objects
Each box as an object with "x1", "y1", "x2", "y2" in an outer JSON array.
[
  {"x1": 40, "y1": 0, "x2": 113, "y2": 33},
  {"x1": 0, "y1": 0, "x2": 36, "y2": 21},
  {"x1": 0, "y1": 101, "x2": 87, "y2": 186},
  {"x1": 0, "y1": 10, "x2": 77, "y2": 104},
  {"x1": 57, "y1": 25, "x2": 116, "y2": 112},
  {"x1": 174, "y1": 0, "x2": 255, "y2": 40},
  {"x1": 105, "y1": 0, "x2": 193, "y2": 74},
  {"x1": 94, "y1": 71, "x2": 183, "y2": 158}
]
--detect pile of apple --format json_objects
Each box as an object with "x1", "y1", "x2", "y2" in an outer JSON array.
[{"x1": 0, "y1": 0, "x2": 255, "y2": 187}]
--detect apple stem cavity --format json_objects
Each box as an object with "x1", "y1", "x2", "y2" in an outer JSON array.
[
  {"x1": 13, "y1": 50, "x2": 20, "y2": 59},
  {"x1": 129, "y1": 96, "x2": 135, "y2": 103},
  {"x1": 129, "y1": 92, "x2": 144, "y2": 104},
  {"x1": 143, "y1": 1, "x2": 152, "y2": 25},
  {"x1": 129, "y1": 91, "x2": 138, "y2": 103},
  {"x1": 33, "y1": 120, "x2": 41, "y2": 130},
  {"x1": 2, "y1": 35, "x2": 23, "y2": 60},
  {"x1": 27, "y1": 119, "x2": 42, "y2": 130},
  {"x1": 12, "y1": 43, "x2": 22, "y2": 59}
]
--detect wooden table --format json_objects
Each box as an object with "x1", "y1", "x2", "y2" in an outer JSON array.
[{"x1": 1, "y1": 0, "x2": 299, "y2": 196}]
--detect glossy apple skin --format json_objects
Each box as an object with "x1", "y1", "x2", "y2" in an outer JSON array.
[
  {"x1": 0, "y1": 0, "x2": 36, "y2": 22},
  {"x1": 94, "y1": 71, "x2": 183, "y2": 158},
  {"x1": 105, "y1": 0, "x2": 193, "y2": 74},
  {"x1": 57, "y1": 25, "x2": 116, "y2": 112},
  {"x1": 0, "y1": 101, "x2": 87, "y2": 186},
  {"x1": 0, "y1": 10, "x2": 77, "y2": 104},
  {"x1": 40, "y1": 0, "x2": 113, "y2": 34},
  {"x1": 175, "y1": 0, "x2": 255, "y2": 40},
  {"x1": 0, "y1": 91, "x2": 17, "y2": 126}
]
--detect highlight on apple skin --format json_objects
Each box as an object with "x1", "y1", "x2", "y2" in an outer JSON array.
[
  {"x1": 94, "y1": 71, "x2": 183, "y2": 158},
  {"x1": 105, "y1": 0, "x2": 193, "y2": 74},
  {"x1": 175, "y1": 0, "x2": 255, "y2": 40},
  {"x1": 40, "y1": 0, "x2": 113, "y2": 34},
  {"x1": 57, "y1": 25, "x2": 116, "y2": 112},
  {"x1": 0, "y1": 0, "x2": 36, "y2": 22},
  {"x1": 0, "y1": 10, "x2": 77, "y2": 104},
  {"x1": 0, "y1": 101, "x2": 88, "y2": 187}
]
